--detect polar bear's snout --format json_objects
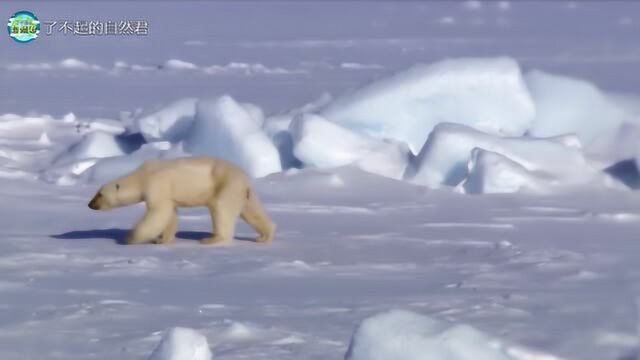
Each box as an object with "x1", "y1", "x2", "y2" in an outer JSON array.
[{"x1": 88, "y1": 193, "x2": 103, "y2": 210}]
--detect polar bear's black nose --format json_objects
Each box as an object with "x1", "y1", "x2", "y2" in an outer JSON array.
[{"x1": 88, "y1": 194, "x2": 101, "y2": 210}]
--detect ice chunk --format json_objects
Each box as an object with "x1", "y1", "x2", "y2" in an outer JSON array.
[
  {"x1": 223, "y1": 322, "x2": 254, "y2": 340},
  {"x1": 263, "y1": 92, "x2": 332, "y2": 169},
  {"x1": 162, "y1": 59, "x2": 199, "y2": 71},
  {"x1": 185, "y1": 95, "x2": 281, "y2": 178},
  {"x1": 86, "y1": 118, "x2": 127, "y2": 135},
  {"x1": 266, "y1": 118, "x2": 301, "y2": 170},
  {"x1": 322, "y1": 57, "x2": 535, "y2": 153},
  {"x1": 407, "y1": 123, "x2": 606, "y2": 190},
  {"x1": 0, "y1": 112, "x2": 73, "y2": 140},
  {"x1": 240, "y1": 102, "x2": 265, "y2": 128},
  {"x1": 115, "y1": 132, "x2": 146, "y2": 154},
  {"x1": 269, "y1": 125, "x2": 302, "y2": 170},
  {"x1": 461, "y1": 149, "x2": 554, "y2": 194},
  {"x1": 44, "y1": 141, "x2": 182, "y2": 185},
  {"x1": 86, "y1": 156, "x2": 147, "y2": 184},
  {"x1": 136, "y1": 98, "x2": 197, "y2": 143},
  {"x1": 290, "y1": 114, "x2": 371, "y2": 168},
  {"x1": 38, "y1": 132, "x2": 52, "y2": 146},
  {"x1": 602, "y1": 159, "x2": 640, "y2": 190},
  {"x1": 87, "y1": 142, "x2": 182, "y2": 183},
  {"x1": 595, "y1": 122, "x2": 640, "y2": 168},
  {"x1": 264, "y1": 115, "x2": 293, "y2": 139},
  {"x1": 148, "y1": 327, "x2": 212, "y2": 360},
  {"x1": 263, "y1": 92, "x2": 333, "y2": 139},
  {"x1": 525, "y1": 70, "x2": 633, "y2": 156},
  {"x1": 62, "y1": 112, "x2": 76, "y2": 123},
  {"x1": 346, "y1": 309, "x2": 515, "y2": 360},
  {"x1": 53, "y1": 131, "x2": 127, "y2": 166},
  {"x1": 58, "y1": 58, "x2": 102, "y2": 71},
  {"x1": 41, "y1": 159, "x2": 99, "y2": 186},
  {"x1": 290, "y1": 113, "x2": 410, "y2": 179}
]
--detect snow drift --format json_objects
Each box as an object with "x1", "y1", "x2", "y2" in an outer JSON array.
[
  {"x1": 406, "y1": 123, "x2": 615, "y2": 193},
  {"x1": 346, "y1": 309, "x2": 560, "y2": 360},
  {"x1": 185, "y1": 95, "x2": 281, "y2": 178},
  {"x1": 290, "y1": 113, "x2": 410, "y2": 179},
  {"x1": 148, "y1": 327, "x2": 212, "y2": 360},
  {"x1": 321, "y1": 57, "x2": 535, "y2": 153}
]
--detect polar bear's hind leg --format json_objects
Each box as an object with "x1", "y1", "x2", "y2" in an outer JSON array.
[{"x1": 241, "y1": 190, "x2": 275, "y2": 243}]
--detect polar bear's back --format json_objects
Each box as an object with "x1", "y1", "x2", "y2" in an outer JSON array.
[
  {"x1": 141, "y1": 156, "x2": 247, "y2": 178},
  {"x1": 139, "y1": 156, "x2": 250, "y2": 207}
]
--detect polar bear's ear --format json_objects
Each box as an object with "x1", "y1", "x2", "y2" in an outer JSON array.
[{"x1": 116, "y1": 184, "x2": 120, "y2": 191}]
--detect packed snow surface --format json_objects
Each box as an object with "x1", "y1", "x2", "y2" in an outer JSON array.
[{"x1": 0, "y1": 168, "x2": 638, "y2": 360}]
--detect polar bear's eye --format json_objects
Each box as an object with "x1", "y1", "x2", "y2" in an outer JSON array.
[{"x1": 116, "y1": 184, "x2": 120, "y2": 191}]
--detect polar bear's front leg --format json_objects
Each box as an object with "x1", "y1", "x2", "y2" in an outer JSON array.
[
  {"x1": 127, "y1": 204, "x2": 173, "y2": 245},
  {"x1": 158, "y1": 209, "x2": 177, "y2": 244}
]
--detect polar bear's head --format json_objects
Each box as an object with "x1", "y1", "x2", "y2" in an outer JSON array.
[{"x1": 88, "y1": 178, "x2": 143, "y2": 211}]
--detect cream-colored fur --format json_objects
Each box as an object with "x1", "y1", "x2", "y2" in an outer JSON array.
[{"x1": 88, "y1": 156, "x2": 275, "y2": 245}]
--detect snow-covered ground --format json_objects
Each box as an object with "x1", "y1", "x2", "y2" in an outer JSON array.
[
  {"x1": 2, "y1": 168, "x2": 640, "y2": 359},
  {"x1": 3, "y1": 1, "x2": 640, "y2": 359}
]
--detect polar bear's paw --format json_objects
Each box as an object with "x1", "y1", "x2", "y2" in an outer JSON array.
[
  {"x1": 256, "y1": 224, "x2": 275, "y2": 244},
  {"x1": 200, "y1": 235, "x2": 231, "y2": 245},
  {"x1": 255, "y1": 234, "x2": 273, "y2": 244},
  {"x1": 151, "y1": 237, "x2": 174, "y2": 245},
  {"x1": 126, "y1": 232, "x2": 148, "y2": 245}
]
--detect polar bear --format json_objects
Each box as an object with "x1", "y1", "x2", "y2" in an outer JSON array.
[{"x1": 88, "y1": 156, "x2": 275, "y2": 245}]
